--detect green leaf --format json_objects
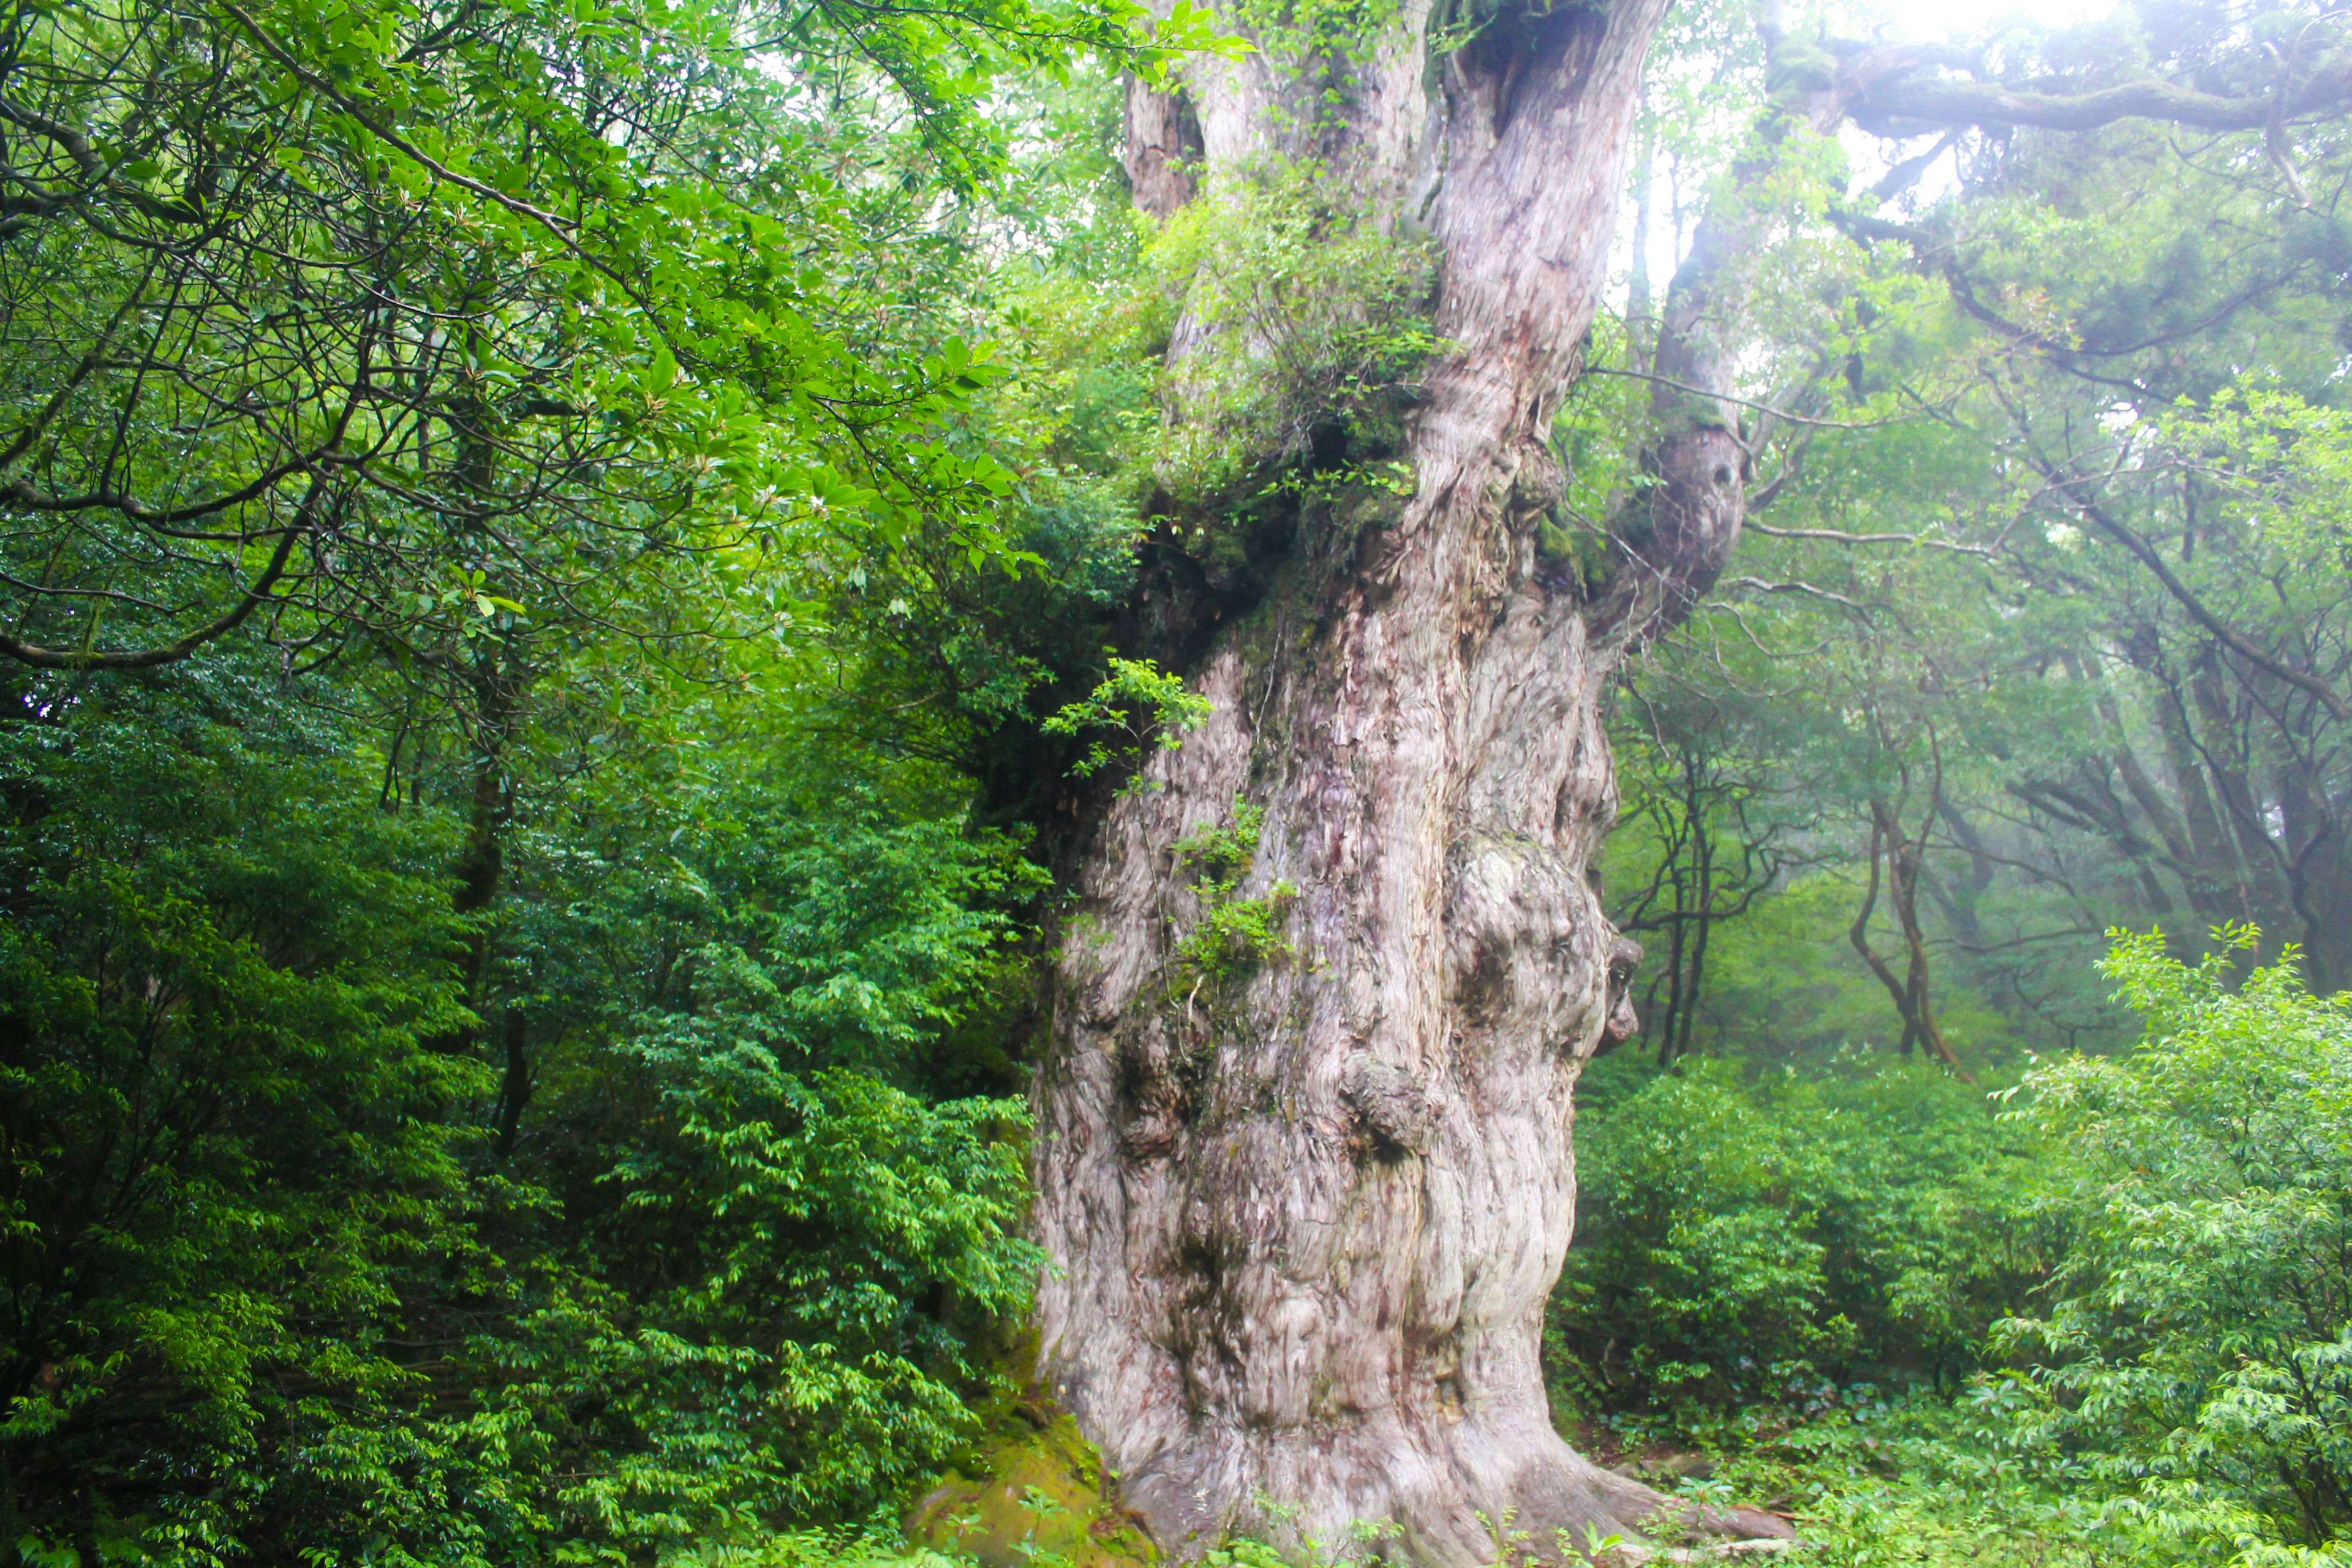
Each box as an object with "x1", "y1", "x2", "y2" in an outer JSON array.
[{"x1": 646, "y1": 341, "x2": 679, "y2": 397}]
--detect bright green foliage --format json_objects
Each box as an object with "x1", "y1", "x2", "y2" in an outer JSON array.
[
  {"x1": 607, "y1": 792, "x2": 1049, "y2": 1079},
  {"x1": 1172, "y1": 805, "x2": 1268, "y2": 884},
  {"x1": 1697, "y1": 1389, "x2": 2113, "y2": 1568},
  {"x1": 1043, "y1": 657, "x2": 1212, "y2": 782},
  {"x1": 1226, "y1": 0, "x2": 1404, "y2": 81},
  {"x1": 0, "y1": 0, "x2": 1090, "y2": 689},
  {"x1": 492, "y1": 1071, "x2": 1036, "y2": 1531},
  {"x1": 1147, "y1": 161, "x2": 1439, "y2": 498},
  {"x1": 1172, "y1": 891, "x2": 1297, "y2": 984},
  {"x1": 1999, "y1": 932, "x2": 2352, "y2": 1565},
  {"x1": 1551, "y1": 1055, "x2": 2045, "y2": 1433},
  {"x1": 1167, "y1": 804, "x2": 1296, "y2": 986},
  {"x1": 906, "y1": 1398, "x2": 1154, "y2": 1568},
  {"x1": 1567, "y1": 934, "x2": 2352, "y2": 1566}
]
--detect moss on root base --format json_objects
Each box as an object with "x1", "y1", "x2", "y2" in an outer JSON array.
[{"x1": 907, "y1": 1401, "x2": 1158, "y2": 1568}]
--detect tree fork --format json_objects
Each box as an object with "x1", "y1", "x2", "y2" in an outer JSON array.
[{"x1": 1031, "y1": 1, "x2": 1774, "y2": 1559}]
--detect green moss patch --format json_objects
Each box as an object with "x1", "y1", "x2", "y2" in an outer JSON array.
[{"x1": 907, "y1": 1404, "x2": 1158, "y2": 1568}]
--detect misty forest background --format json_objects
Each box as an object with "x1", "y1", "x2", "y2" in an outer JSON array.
[{"x1": 6, "y1": 0, "x2": 2352, "y2": 1562}]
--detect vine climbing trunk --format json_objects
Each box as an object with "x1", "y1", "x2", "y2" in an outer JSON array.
[{"x1": 1029, "y1": 2, "x2": 1769, "y2": 1559}]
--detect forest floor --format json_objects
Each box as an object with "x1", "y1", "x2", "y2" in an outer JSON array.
[
  {"x1": 1608, "y1": 1395, "x2": 2110, "y2": 1568},
  {"x1": 876, "y1": 1385, "x2": 2111, "y2": 1568}
]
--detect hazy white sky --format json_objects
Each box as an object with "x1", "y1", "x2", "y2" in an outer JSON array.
[
  {"x1": 1860, "y1": 0, "x2": 2119, "y2": 42},
  {"x1": 1615, "y1": 0, "x2": 2138, "y2": 290}
]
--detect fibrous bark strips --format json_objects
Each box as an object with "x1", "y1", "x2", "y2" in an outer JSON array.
[
  {"x1": 1029, "y1": 13, "x2": 2352, "y2": 1551},
  {"x1": 1028, "y1": 0, "x2": 1768, "y2": 1561}
]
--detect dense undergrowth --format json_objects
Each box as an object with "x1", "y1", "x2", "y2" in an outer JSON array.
[
  {"x1": 0, "y1": 668, "x2": 1053, "y2": 1561},
  {"x1": 1546, "y1": 932, "x2": 2352, "y2": 1568},
  {"x1": 37, "y1": 680, "x2": 2332, "y2": 1567}
]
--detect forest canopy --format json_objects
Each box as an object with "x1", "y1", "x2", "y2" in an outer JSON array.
[{"x1": 6, "y1": 0, "x2": 2352, "y2": 1563}]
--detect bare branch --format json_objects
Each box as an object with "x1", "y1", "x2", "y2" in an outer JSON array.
[
  {"x1": 1744, "y1": 521, "x2": 1996, "y2": 557},
  {"x1": 0, "y1": 486, "x2": 315, "y2": 670},
  {"x1": 1580, "y1": 366, "x2": 1913, "y2": 431},
  {"x1": 1713, "y1": 575, "x2": 1873, "y2": 611},
  {"x1": 2035, "y1": 460, "x2": 2352, "y2": 722}
]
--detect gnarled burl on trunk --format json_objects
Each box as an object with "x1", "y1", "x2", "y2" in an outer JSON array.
[{"x1": 1029, "y1": 0, "x2": 1763, "y2": 1559}]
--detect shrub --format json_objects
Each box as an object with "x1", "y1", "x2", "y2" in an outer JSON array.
[
  {"x1": 0, "y1": 671, "x2": 486, "y2": 1559},
  {"x1": 1550, "y1": 1053, "x2": 2045, "y2": 1435},
  {"x1": 0, "y1": 679, "x2": 1047, "y2": 1562},
  {"x1": 1999, "y1": 929, "x2": 2352, "y2": 1566}
]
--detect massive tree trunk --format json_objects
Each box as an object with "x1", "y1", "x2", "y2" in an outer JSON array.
[
  {"x1": 1023, "y1": 31, "x2": 2352, "y2": 1550},
  {"x1": 1028, "y1": 4, "x2": 1762, "y2": 1560}
]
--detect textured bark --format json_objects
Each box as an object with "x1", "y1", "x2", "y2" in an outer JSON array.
[
  {"x1": 1123, "y1": 81, "x2": 1204, "y2": 220},
  {"x1": 1031, "y1": 4, "x2": 1774, "y2": 1561}
]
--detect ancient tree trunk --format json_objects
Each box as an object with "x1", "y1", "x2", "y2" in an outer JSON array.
[{"x1": 1029, "y1": 3, "x2": 1766, "y2": 1559}]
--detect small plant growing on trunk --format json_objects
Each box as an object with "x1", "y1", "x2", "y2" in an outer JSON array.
[{"x1": 1169, "y1": 803, "x2": 1298, "y2": 987}]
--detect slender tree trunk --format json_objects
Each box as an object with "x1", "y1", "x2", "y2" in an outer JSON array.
[
  {"x1": 1847, "y1": 797, "x2": 1972, "y2": 1082},
  {"x1": 1654, "y1": 889, "x2": 1687, "y2": 1069},
  {"x1": 1035, "y1": 2, "x2": 1773, "y2": 1558},
  {"x1": 2152, "y1": 673, "x2": 2247, "y2": 920},
  {"x1": 1625, "y1": 105, "x2": 1655, "y2": 373},
  {"x1": 1869, "y1": 796, "x2": 1970, "y2": 1082},
  {"x1": 2191, "y1": 652, "x2": 2296, "y2": 948},
  {"x1": 1677, "y1": 895, "x2": 1710, "y2": 1062},
  {"x1": 2272, "y1": 701, "x2": 2351, "y2": 993},
  {"x1": 1684, "y1": 759, "x2": 1719, "y2": 1063},
  {"x1": 1932, "y1": 799, "x2": 1994, "y2": 948}
]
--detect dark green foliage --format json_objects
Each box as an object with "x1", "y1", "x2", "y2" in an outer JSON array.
[
  {"x1": 0, "y1": 682, "x2": 1050, "y2": 1560},
  {"x1": 1551, "y1": 1055, "x2": 2046, "y2": 1433},
  {"x1": 0, "y1": 668, "x2": 1025, "y2": 1559},
  {"x1": 0, "y1": 0, "x2": 1181, "y2": 1544},
  {"x1": 0, "y1": 671, "x2": 481, "y2": 1556},
  {"x1": 2000, "y1": 932, "x2": 2352, "y2": 1560},
  {"x1": 0, "y1": 0, "x2": 1163, "y2": 1542}
]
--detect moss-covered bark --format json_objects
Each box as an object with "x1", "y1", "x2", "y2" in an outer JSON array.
[{"x1": 1029, "y1": 2, "x2": 1784, "y2": 1561}]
